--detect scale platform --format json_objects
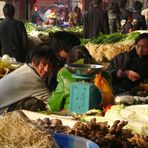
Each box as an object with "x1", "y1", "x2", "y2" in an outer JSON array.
[{"x1": 65, "y1": 64, "x2": 103, "y2": 77}]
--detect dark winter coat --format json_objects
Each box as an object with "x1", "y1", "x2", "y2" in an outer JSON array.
[
  {"x1": 0, "y1": 17, "x2": 28, "y2": 62},
  {"x1": 121, "y1": 21, "x2": 133, "y2": 34},
  {"x1": 108, "y1": 9, "x2": 121, "y2": 33},
  {"x1": 107, "y1": 49, "x2": 148, "y2": 93},
  {"x1": 83, "y1": 6, "x2": 110, "y2": 39},
  {"x1": 133, "y1": 10, "x2": 147, "y2": 30}
]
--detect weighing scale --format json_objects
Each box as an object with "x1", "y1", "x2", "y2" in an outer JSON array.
[{"x1": 65, "y1": 64, "x2": 103, "y2": 114}]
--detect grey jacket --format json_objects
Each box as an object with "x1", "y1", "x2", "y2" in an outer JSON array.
[{"x1": 0, "y1": 64, "x2": 50, "y2": 109}]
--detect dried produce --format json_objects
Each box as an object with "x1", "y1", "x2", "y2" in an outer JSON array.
[
  {"x1": 32, "y1": 116, "x2": 148, "y2": 148},
  {"x1": 129, "y1": 134, "x2": 148, "y2": 148},
  {"x1": 32, "y1": 117, "x2": 70, "y2": 134},
  {"x1": 66, "y1": 118, "x2": 135, "y2": 147},
  {"x1": 0, "y1": 111, "x2": 59, "y2": 148},
  {"x1": 2, "y1": 109, "x2": 146, "y2": 148}
]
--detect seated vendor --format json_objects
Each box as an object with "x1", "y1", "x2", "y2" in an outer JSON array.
[
  {"x1": 107, "y1": 33, "x2": 148, "y2": 95},
  {"x1": 48, "y1": 45, "x2": 114, "y2": 112},
  {"x1": 0, "y1": 43, "x2": 58, "y2": 112}
]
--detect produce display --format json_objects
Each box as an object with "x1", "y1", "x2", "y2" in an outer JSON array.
[
  {"x1": 67, "y1": 119, "x2": 138, "y2": 147},
  {"x1": 25, "y1": 22, "x2": 83, "y2": 51},
  {"x1": 32, "y1": 113, "x2": 148, "y2": 147},
  {"x1": 33, "y1": 118, "x2": 70, "y2": 133},
  {"x1": 85, "y1": 32, "x2": 140, "y2": 63},
  {"x1": 1, "y1": 106, "x2": 148, "y2": 147},
  {"x1": 115, "y1": 95, "x2": 148, "y2": 105},
  {"x1": 24, "y1": 102, "x2": 148, "y2": 147},
  {"x1": 74, "y1": 104, "x2": 148, "y2": 135},
  {"x1": 0, "y1": 111, "x2": 59, "y2": 147},
  {"x1": 1, "y1": 22, "x2": 146, "y2": 147},
  {"x1": 24, "y1": 21, "x2": 82, "y2": 38},
  {"x1": 24, "y1": 22, "x2": 143, "y2": 64}
]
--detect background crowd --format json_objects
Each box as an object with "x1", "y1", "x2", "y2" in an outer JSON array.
[{"x1": 31, "y1": 0, "x2": 148, "y2": 37}]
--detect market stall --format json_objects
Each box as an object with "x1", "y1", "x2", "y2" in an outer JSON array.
[
  {"x1": 1, "y1": 104, "x2": 148, "y2": 147},
  {"x1": 0, "y1": 23, "x2": 148, "y2": 147},
  {"x1": 25, "y1": 21, "x2": 146, "y2": 64}
]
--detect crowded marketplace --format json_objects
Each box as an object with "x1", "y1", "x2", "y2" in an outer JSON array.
[{"x1": 0, "y1": 0, "x2": 148, "y2": 147}]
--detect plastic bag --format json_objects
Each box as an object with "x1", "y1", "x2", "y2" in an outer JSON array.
[{"x1": 94, "y1": 73, "x2": 114, "y2": 107}]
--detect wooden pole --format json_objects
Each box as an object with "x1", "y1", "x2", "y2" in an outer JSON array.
[{"x1": 25, "y1": 0, "x2": 28, "y2": 20}]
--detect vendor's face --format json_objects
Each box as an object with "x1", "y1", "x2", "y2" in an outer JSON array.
[
  {"x1": 57, "y1": 49, "x2": 68, "y2": 59},
  {"x1": 33, "y1": 58, "x2": 53, "y2": 79},
  {"x1": 135, "y1": 38, "x2": 148, "y2": 57}
]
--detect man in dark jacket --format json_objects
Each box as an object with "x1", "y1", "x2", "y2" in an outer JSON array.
[
  {"x1": 0, "y1": 4, "x2": 28, "y2": 63},
  {"x1": 107, "y1": 33, "x2": 148, "y2": 94},
  {"x1": 133, "y1": 1, "x2": 147, "y2": 30},
  {"x1": 83, "y1": 0, "x2": 110, "y2": 39}
]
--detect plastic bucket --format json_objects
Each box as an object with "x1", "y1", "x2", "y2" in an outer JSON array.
[{"x1": 53, "y1": 133, "x2": 99, "y2": 148}]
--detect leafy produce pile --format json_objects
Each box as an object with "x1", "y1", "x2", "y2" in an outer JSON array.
[
  {"x1": 82, "y1": 32, "x2": 139, "y2": 45},
  {"x1": 25, "y1": 22, "x2": 82, "y2": 37},
  {"x1": 24, "y1": 21, "x2": 37, "y2": 34},
  {"x1": 85, "y1": 32, "x2": 140, "y2": 63},
  {"x1": 25, "y1": 22, "x2": 83, "y2": 50},
  {"x1": 25, "y1": 22, "x2": 146, "y2": 64},
  {"x1": 104, "y1": 104, "x2": 148, "y2": 135},
  {"x1": 81, "y1": 33, "x2": 127, "y2": 45}
]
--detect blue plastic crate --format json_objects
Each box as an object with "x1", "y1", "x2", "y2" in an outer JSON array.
[{"x1": 53, "y1": 133, "x2": 99, "y2": 148}]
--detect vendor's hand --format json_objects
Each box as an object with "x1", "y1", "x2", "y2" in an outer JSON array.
[{"x1": 125, "y1": 70, "x2": 140, "y2": 81}]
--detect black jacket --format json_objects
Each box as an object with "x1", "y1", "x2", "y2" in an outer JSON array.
[
  {"x1": 108, "y1": 49, "x2": 148, "y2": 92},
  {"x1": 0, "y1": 17, "x2": 28, "y2": 62},
  {"x1": 83, "y1": 6, "x2": 110, "y2": 39},
  {"x1": 133, "y1": 10, "x2": 147, "y2": 30}
]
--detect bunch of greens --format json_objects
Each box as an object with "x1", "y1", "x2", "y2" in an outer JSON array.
[
  {"x1": 64, "y1": 26, "x2": 83, "y2": 33},
  {"x1": 81, "y1": 32, "x2": 141, "y2": 45},
  {"x1": 24, "y1": 21, "x2": 37, "y2": 33},
  {"x1": 122, "y1": 32, "x2": 140, "y2": 42},
  {"x1": 91, "y1": 33, "x2": 127, "y2": 44}
]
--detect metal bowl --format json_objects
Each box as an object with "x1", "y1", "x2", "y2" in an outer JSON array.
[{"x1": 65, "y1": 64, "x2": 103, "y2": 76}]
